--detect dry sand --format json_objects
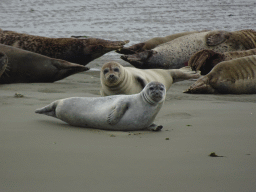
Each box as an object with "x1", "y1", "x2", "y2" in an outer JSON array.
[{"x1": 1, "y1": 65, "x2": 256, "y2": 192}]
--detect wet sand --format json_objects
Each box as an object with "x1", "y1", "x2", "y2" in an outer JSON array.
[
  {"x1": 1, "y1": 69, "x2": 256, "y2": 192},
  {"x1": 1, "y1": 0, "x2": 256, "y2": 191}
]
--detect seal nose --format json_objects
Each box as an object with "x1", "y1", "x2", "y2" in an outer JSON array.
[{"x1": 109, "y1": 74, "x2": 114, "y2": 78}]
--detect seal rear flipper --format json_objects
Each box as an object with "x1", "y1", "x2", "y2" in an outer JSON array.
[
  {"x1": 147, "y1": 123, "x2": 163, "y2": 131},
  {"x1": 35, "y1": 101, "x2": 59, "y2": 118},
  {"x1": 206, "y1": 31, "x2": 230, "y2": 46},
  {"x1": 107, "y1": 101, "x2": 129, "y2": 125},
  {"x1": 116, "y1": 43, "x2": 145, "y2": 54},
  {"x1": 52, "y1": 59, "x2": 89, "y2": 71},
  {"x1": 120, "y1": 50, "x2": 155, "y2": 69},
  {"x1": 183, "y1": 77, "x2": 217, "y2": 94}
]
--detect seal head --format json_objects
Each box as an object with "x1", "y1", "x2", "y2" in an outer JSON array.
[
  {"x1": 142, "y1": 81, "x2": 166, "y2": 105},
  {"x1": 101, "y1": 61, "x2": 123, "y2": 86}
]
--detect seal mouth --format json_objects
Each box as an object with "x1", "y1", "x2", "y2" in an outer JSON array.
[{"x1": 106, "y1": 74, "x2": 119, "y2": 83}]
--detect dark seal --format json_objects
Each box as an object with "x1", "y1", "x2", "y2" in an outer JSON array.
[{"x1": 0, "y1": 29, "x2": 129, "y2": 66}]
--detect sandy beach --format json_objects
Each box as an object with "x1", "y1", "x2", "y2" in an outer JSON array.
[{"x1": 1, "y1": 0, "x2": 256, "y2": 191}]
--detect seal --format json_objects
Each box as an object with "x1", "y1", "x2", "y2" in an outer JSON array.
[
  {"x1": 188, "y1": 48, "x2": 256, "y2": 75},
  {"x1": 35, "y1": 81, "x2": 166, "y2": 131},
  {"x1": 116, "y1": 31, "x2": 201, "y2": 54},
  {"x1": 0, "y1": 51, "x2": 8, "y2": 77},
  {"x1": 100, "y1": 61, "x2": 200, "y2": 96},
  {"x1": 184, "y1": 55, "x2": 256, "y2": 94},
  {"x1": 121, "y1": 29, "x2": 256, "y2": 69},
  {"x1": 0, "y1": 29, "x2": 129, "y2": 66},
  {"x1": 0, "y1": 44, "x2": 89, "y2": 84}
]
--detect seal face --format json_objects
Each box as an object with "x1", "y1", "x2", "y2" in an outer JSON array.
[
  {"x1": 100, "y1": 61, "x2": 200, "y2": 96},
  {"x1": 0, "y1": 44, "x2": 89, "y2": 84},
  {"x1": 35, "y1": 82, "x2": 166, "y2": 131},
  {"x1": 0, "y1": 29, "x2": 129, "y2": 66},
  {"x1": 189, "y1": 48, "x2": 256, "y2": 75},
  {"x1": 121, "y1": 29, "x2": 256, "y2": 69},
  {"x1": 184, "y1": 55, "x2": 256, "y2": 94},
  {"x1": 0, "y1": 51, "x2": 8, "y2": 77}
]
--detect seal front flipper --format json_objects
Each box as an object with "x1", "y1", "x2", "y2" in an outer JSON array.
[
  {"x1": 147, "y1": 123, "x2": 163, "y2": 131},
  {"x1": 206, "y1": 31, "x2": 230, "y2": 46},
  {"x1": 135, "y1": 76, "x2": 147, "y2": 89},
  {"x1": 107, "y1": 101, "x2": 129, "y2": 125}
]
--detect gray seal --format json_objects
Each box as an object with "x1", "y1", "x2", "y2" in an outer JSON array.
[
  {"x1": 0, "y1": 44, "x2": 89, "y2": 84},
  {"x1": 184, "y1": 55, "x2": 256, "y2": 94},
  {"x1": 100, "y1": 61, "x2": 200, "y2": 96},
  {"x1": 0, "y1": 29, "x2": 129, "y2": 66},
  {"x1": 116, "y1": 31, "x2": 202, "y2": 54},
  {"x1": 0, "y1": 51, "x2": 8, "y2": 77},
  {"x1": 188, "y1": 48, "x2": 256, "y2": 75},
  {"x1": 35, "y1": 81, "x2": 166, "y2": 131},
  {"x1": 121, "y1": 29, "x2": 256, "y2": 69}
]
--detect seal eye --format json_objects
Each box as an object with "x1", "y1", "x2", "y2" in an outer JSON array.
[
  {"x1": 103, "y1": 69, "x2": 109, "y2": 74},
  {"x1": 113, "y1": 68, "x2": 119, "y2": 72},
  {"x1": 149, "y1": 87, "x2": 154, "y2": 90},
  {"x1": 160, "y1": 87, "x2": 164, "y2": 91}
]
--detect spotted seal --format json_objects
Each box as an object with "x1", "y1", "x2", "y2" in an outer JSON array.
[
  {"x1": 184, "y1": 55, "x2": 256, "y2": 94},
  {"x1": 100, "y1": 61, "x2": 200, "y2": 96},
  {"x1": 0, "y1": 29, "x2": 129, "y2": 66},
  {"x1": 35, "y1": 81, "x2": 166, "y2": 131},
  {"x1": 121, "y1": 29, "x2": 256, "y2": 69},
  {"x1": 116, "y1": 31, "x2": 201, "y2": 54},
  {"x1": 188, "y1": 48, "x2": 256, "y2": 75},
  {"x1": 0, "y1": 44, "x2": 89, "y2": 84}
]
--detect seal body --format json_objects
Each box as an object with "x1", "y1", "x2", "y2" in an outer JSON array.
[
  {"x1": 35, "y1": 82, "x2": 166, "y2": 131},
  {"x1": 116, "y1": 31, "x2": 201, "y2": 54},
  {"x1": 184, "y1": 55, "x2": 256, "y2": 94},
  {"x1": 0, "y1": 51, "x2": 8, "y2": 77},
  {"x1": 0, "y1": 44, "x2": 89, "y2": 84},
  {"x1": 100, "y1": 61, "x2": 200, "y2": 96},
  {"x1": 0, "y1": 29, "x2": 129, "y2": 66},
  {"x1": 189, "y1": 48, "x2": 256, "y2": 75},
  {"x1": 121, "y1": 29, "x2": 256, "y2": 69}
]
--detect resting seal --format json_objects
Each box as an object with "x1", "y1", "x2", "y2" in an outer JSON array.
[
  {"x1": 189, "y1": 48, "x2": 256, "y2": 75},
  {"x1": 184, "y1": 55, "x2": 256, "y2": 94},
  {"x1": 0, "y1": 52, "x2": 8, "y2": 77},
  {"x1": 0, "y1": 44, "x2": 89, "y2": 84},
  {"x1": 35, "y1": 81, "x2": 166, "y2": 131},
  {"x1": 100, "y1": 61, "x2": 200, "y2": 96},
  {"x1": 116, "y1": 31, "x2": 201, "y2": 54},
  {"x1": 121, "y1": 29, "x2": 256, "y2": 69},
  {"x1": 0, "y1": 29, "x2": 129, "y2": 66}
]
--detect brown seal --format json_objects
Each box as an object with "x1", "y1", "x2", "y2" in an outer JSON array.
[
  {"x1": 184, "y1": 55, "x2": 256, "y2": 94},
  {"x1": 116, "y1": 31, "x2": 202, "y2": 54},
  {"x1": 100, "y1": 61, "x2": 200, "y2": 96},
  {"x1": 0, "y1": 44, "x2": 89, "y2": 84},
  {"x1": 121, "y1": 29, "x2": 256, "y2": 69},
  {"x1": 0, "y1": 51, "x2": 8, "y2": 77},
  {"x1": 0, "y1": 29, "x2": 129, "y2": 66},
  {"x1": 188, "y1": 48, "x2": 256, "y2": 75}
]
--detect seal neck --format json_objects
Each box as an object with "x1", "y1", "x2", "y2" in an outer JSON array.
[{"x1": 141, "y1": 91, "x2": 157, "y2": 105}]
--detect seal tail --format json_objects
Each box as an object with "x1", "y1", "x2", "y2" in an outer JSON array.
[{"x1": 35, "y1": 100, "x2": 60, "y2": 117}]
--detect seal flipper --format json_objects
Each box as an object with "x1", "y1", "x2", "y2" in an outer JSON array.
[
  {"x1": 35, "y1": 101, "x2": 59, "y2": 118},
  {"x1": 135, "y1": 76, "x2": 147, "y2": 89},
  {"x1": 206, "y1": 31, "x2": 230, "y2": 46},
  {"x1": 107, "y1": 101, "x2": 129, "y2": 125},
  {"x1": 147, "y1": 123, "x2": 163, "y2": 131}
]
